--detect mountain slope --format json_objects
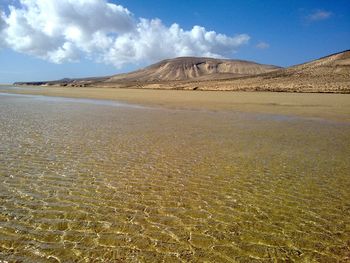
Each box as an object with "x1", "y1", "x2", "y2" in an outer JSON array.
[
  {"x1": 106, "y1": 57, "x2": 280, "y2": 83},
  {"x1": 14, "y1": 50, "x2": 349, "y2": 93},
  {"x1": 267, "y1": 49, "x2": 350, "y2": 78},
  {"x1": 173, "y1": 50, "x2": 350, "y2": 93}
]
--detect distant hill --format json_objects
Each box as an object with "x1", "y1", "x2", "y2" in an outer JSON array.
[
  {"x1": 106, "y1": 57, "x2": 280, "y2": 82},
  {"x1": 198, "y1": 49, "x2": 350, "y2": 93},
  {"x1": 263, "y1": 49, "x2": 350, "y2": 80},
  {"x1": 168, "y1": 50, "x2": 350, "y2": 93},
  {"x1": 14, "y1": 50, "x2": 350, "y2": 93},
  {"x1": 14, "y1": 57, "x2": 280, "y2": 86}
]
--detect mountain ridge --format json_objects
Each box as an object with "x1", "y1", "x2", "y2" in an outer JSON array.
[
  {"x1": 14, "y1": 57, "x2": 280, "y2": 86},
  {"x1": 104, "y1": 56, "x2": 281, "y2": 83},
  {"x1": 14, "y1": 50, "x2": 350, "y2": 93}
]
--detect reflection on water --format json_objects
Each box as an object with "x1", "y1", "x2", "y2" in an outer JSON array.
[
  {"x1": 0, "y1": 92, "x2": 148, "y2": 109},
  {"x1": 0, "y1": 94, "x2": 349, "y2": 262}
]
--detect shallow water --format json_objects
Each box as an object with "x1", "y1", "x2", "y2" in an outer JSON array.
[{"x1": 0, "y1": 93, "x2": 349, "y2": 262}]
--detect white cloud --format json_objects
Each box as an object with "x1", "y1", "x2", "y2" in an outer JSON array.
[
  {"x1": 103, "y1": 19, "x2": 249, "y2": 67},
  {"x1": 0, "y1": 0, "x2": 250, "y2": 66},
  {"x1": 256, "y1": 41, "x2": 269, "y2": 50},
  {"x1": 0, "y1": 10, "x2": 6, "y2": 47},
  {"x1": 307, "y1": 10, "x2": 332, "y2": 22}
]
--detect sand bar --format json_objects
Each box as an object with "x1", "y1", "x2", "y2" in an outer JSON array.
[{"x1": 1, "y1": 85, "x2": 350, "y2": 122}]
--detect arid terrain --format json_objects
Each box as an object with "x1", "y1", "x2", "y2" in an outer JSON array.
[
  {"x1": 15, "y1": 50, "x2": 350, "y2": 93},
  {"x1": 106, "y1": 57, "x2": 280, "y2": 82}
]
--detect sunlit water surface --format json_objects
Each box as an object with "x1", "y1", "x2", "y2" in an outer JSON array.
[{"x1": 0, "y1": 92, "x2": 349, "y2": 262}]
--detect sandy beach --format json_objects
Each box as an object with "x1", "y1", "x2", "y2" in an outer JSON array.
[{"x1": 1, "y1": 85, "x2": 350, "y2": 122}]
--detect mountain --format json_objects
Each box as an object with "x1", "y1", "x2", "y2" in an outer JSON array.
[
  {"x1": 14, "y1": 57, "x2": 280, "y2": 87},
  {"x1": 14, "y1": 50, "x2": 350, "y2": 93},
  {"x1": 106, "y1": 57, "x2": 280, "y2": 82},
  {"x1": 183, "y1": 50, "x2": 350, "y2": 93}
]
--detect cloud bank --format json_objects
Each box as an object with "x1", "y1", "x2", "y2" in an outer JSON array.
[{"x1": 0, "y1": 0, "x2": 250, "y2": 67}]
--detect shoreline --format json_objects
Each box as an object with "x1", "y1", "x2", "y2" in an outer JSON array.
[
  {"x1": 1, "y1": 85, "x2": 350, "y2": 122},
  {"x1": 12, "y1": 83, "x2": 350, "y2": 94},
  {"x1": 11, "y1": 83, "x2": 350, "y2": 94}
]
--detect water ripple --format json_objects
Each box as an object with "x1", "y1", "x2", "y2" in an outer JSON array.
[{"x1": 0, "y1": 95, "x2": 349, "y2": 262}]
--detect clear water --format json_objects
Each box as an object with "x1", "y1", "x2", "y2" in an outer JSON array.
[{"x1": 0, "y1": 93, "x2": 349, "y2": 262}]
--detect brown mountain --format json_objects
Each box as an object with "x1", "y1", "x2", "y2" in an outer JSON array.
[
  {"x1": 178, "y1": 50, "x2": 350, "y2": 93},
  {"x1": 106, "y1": 57, "x2": 280, "y2": 83},
  {"x1": 14, "y1": 50, "x2": 350, "y2": 93},
  {"x1": 14, "y1": 57, "x2": 280, "y2": 86}
]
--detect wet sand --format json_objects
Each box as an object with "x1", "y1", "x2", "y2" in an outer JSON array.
[
  {"x1": 1, "y1": 85, "x2": 350, "y2": 122},
  {"x1": 0, "y1": 88, "x2": 350, "y2": 261}
]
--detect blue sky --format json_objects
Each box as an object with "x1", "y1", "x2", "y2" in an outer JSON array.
[{"x1": 0, "y1": 0, "x2": 349, "y2": 83}]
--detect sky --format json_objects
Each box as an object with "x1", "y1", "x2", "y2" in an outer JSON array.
[{"x1": 0, "y1": 0, "x2": 349, "y2": 83}]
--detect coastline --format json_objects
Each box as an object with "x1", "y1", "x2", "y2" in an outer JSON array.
[{"x1": 1, "y1": 85, "x2": 350, "y2": 122}]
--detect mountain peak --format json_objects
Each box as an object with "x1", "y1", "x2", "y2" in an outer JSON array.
[{"x1": 107, "y1": 57, "x2": 281, "y2": 82}]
